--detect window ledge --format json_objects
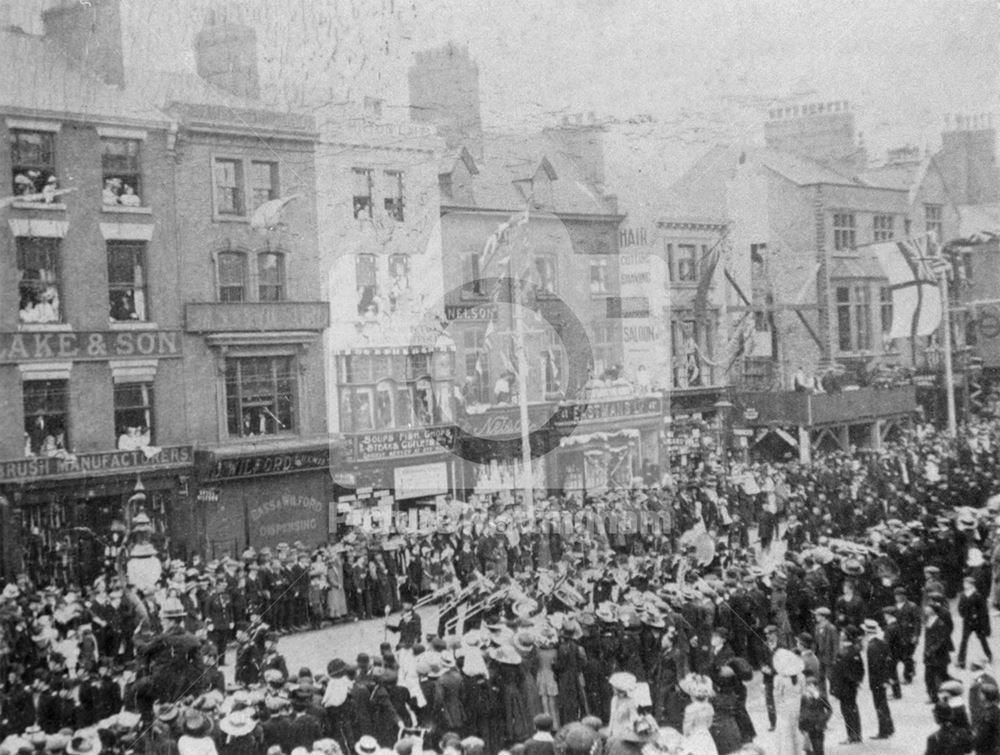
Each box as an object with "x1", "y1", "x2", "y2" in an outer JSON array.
[
  {"x1": 18, "y1": 323, "x2": 72, "y2": 332},
  {"x1": 101, "y1": 205, "x2": 152, "y2": 215},
  {"x1": 110, "y1": 321, "x2": 159, "y2": 331},
  {"x1": 11, "y1": 201, "x2": 66, "y2": 211}
]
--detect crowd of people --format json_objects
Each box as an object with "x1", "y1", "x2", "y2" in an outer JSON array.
[{"x1": 2, "y1": 417, "x2": 1000, "y2": 755}]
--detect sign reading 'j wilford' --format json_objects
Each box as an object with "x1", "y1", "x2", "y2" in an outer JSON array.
[{"x1": 0, "y1": 330, "x2": 182, "y2": 363}]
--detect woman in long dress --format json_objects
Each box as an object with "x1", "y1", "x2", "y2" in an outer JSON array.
[
  {"x1": 771, "y1": 648, "x2": 805, "y2": 755},
  {"x1": 535, "y1": 628, "x2": 560, "y2": 727},
  {"x1": 326, "y1": 548, "x2": 348, "y2": 620},
  {"x1": 680, "y1": 674, "x2": 718, "y2": 755}
]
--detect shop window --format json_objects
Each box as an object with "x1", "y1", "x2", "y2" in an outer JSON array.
[
  {"x1": 17, "y1": 237, "x2": 61, "y2": 324},
  {"x1": 384, "y1": 170, "x2": 404, "y2": 221},
  {"x1": 590, "y1": 259, "x2": 609, "y2": 295},
  {"x1": 24, "y1": 379, "x2": 69, "y2": 457},
  {"x1": 542, "y1": 330, "x2": 564, "y2": 395},
  {"x1": 107, "y1": 241, "x2": 148, "y2": 322},
  {"x1": 339, "y1": 386, "x2": 374, "y2": 432},
  {"x1": 880, "y1": 287, "x2": 894, "y2": 343},
  {"x1": 396, "y1": 385, "x2": 414, "y2": 427},
  {"x1": 101, "y1": 138, "x2": 142, "y2": 207},
  {"x1": 257, "y1": 252, "x2": 284, "y2": 302},
  {"x1": 925, "y1": 203, "x2": 943, "y2": 239},
  {"x1": 217, "y1": 252, "x2": 248, "y2": 302},
  {"x1": 11, "y1": 130, "x2": 55, "y2": 196},
  {"x1": 352, "y1": 168, "x2": 373, "y2": 219},
  {"x1": 214, "y1": 158, "x2": 243, "y2": 216},
  {"x1": 114, "y1": 382, "x2": 154, "y2": 449},
  {"x1": 414, "y1": 376, "x2": 435, "y2": 425},
  {"x1": 250, "y1": 161, "x2": 278, "y2": 211},
  {"x1": 356, "y1": 253, "x2": 378, "y2": 316},
  {"x1": 833, "y1": 212, "x2": 856, "y2": 251},
  {"x1": 225, "y1": 356, "x2": 296, "y2": 437},
  {"x1": 591, "y1": 322, "x2": 619, "y2": 378},
  {"x1": 873, "y1": 214, "x2": 895, "y2": 241},
  {"x1": 535, "y1": 255, "x2": 557, "y2": 295},
  {"x1": 671, "y1": 317, "x2": 714, "y2": 387}
]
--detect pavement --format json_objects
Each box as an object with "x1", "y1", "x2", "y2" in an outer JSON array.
[{"x1": 223, "y1": 532, "x2": 989, "y2": 754}]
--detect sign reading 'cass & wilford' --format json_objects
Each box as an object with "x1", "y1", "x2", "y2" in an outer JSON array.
[
  {"x1": 353, "y1": 426, "x2": 456, "y2": 462},
  {"x1": 0, "y1": 331, "x2": 182, "y2": 363}
]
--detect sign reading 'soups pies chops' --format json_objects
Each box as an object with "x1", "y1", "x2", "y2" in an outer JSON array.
[{"x1": 0, "y1": 330, "x2": 182, "y2": 362}]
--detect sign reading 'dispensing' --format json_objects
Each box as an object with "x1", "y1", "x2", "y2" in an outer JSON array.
[{"x1": 0, "y1": 330, "x2": 182, "y2": 363}]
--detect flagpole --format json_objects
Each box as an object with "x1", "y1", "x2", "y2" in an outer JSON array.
[
  {"x1": 512, "y1": 207, "x2": 535, "y2": 520},
  {"x1": 938, "y1": 245, "x2": 958, "y2": 437}
]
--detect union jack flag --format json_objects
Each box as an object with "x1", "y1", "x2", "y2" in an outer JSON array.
[{"x1": 872, "y1": 233, "x2": 950, "y2": 340}]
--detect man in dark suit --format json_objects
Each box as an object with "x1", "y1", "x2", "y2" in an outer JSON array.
[
  {"x1": 892, "y1": 587, "x2": 921, "y2": 684},
  {"x1": 972, "y1": 682, "x2": 1000, "y2": 755},
  {"x1": 863, "y1": 619, "x2": 894, "y2": 740},
  {"x1": 389, "y1": 601, "x2": 422, "y2": 648},
  {"x1": 959, "y1": 576, "x2": 993, "y2": 668},
  {"x1": 969, "y1": 658, "x2": 998, "y2": 731},
  {"x1": 813, "y1": 607, "x2": 839, "y2": 700},
  {"x1": 760, "y1": 625, "x2": 782, "y2": 731},
  {"x1": 829, "y1": 629, "x2": 864, "y2": 744},
  {"x1": 924, "y1": 603, "x2": 954, "y2": 703},
  {"x1": 205, "y1": 579, "x2": 234, "y2": 663},
  {"x1": 523, "y1": 713, "x2": 557, "y2": 755},
  {"x1": 707, "y1": 627, "x2": 736, "y2": 683}
]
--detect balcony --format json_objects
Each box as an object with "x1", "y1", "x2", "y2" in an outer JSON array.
[
  {"x1": 735, "y1": 385, "x2": 917, "y2": 427},
  {"x1": 185, "y1": 302, "x2": 329, "y2": 334}
]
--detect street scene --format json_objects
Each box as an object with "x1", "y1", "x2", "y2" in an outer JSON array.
[{"x1": 0, "y1": 1, "x2": 998, "y2": 755}]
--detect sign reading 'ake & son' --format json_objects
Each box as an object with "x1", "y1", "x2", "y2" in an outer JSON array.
[{"x1": 0, "y1": 331, "x2": 182, "y2": 363}]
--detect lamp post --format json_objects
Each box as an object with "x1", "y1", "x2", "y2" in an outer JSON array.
[{"x1": 713, "y1": 398, "x2": 734, "y2": 472}]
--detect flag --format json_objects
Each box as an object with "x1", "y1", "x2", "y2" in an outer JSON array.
[
  {"x1": 872, "y1": 234, "x2": 949, "y2": 339},
  {"x1": 693, "y1": 233, "x2": 728, "y2": 322},
  {"x1": 250, "y1": 194, "x2": 303, "y2": 231},
  {"x1": 480, "y1": 209, "x2": 529, "y2": 275}
]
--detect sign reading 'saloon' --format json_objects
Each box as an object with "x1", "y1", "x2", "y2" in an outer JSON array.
[{"x1": 0, "y1": 330, "x2": 182, "y2": 363}]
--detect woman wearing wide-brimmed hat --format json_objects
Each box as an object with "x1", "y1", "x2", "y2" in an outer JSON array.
[
  {"x1": 218, "y1": 708, "x2": 263, "y2": 755},
  {"x1": 178, "y1": 710, "x2": 217, "y2": 755},
  {"x1": 608, "y1": 672, "x2": 640, "y2": 739},
  {"x1": 678, "y1": 673, "x2": 717, "y2": 755},
  {"x1": 488, "y1": 644, "x2": 533, "y2": 743},
  {"x1": 770, "y1": 648, "x2": 805, "y2": 755}
]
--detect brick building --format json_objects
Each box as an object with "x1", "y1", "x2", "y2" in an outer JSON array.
[{"x1": 0, "y1": 1, "x2": 330, "y2": 583}]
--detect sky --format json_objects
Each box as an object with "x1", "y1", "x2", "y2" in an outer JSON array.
[{"x1": 7, "y1": 0, "x2": 1000, "y2": 186}]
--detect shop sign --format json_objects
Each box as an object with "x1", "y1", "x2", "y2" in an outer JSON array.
[
  {"x1": 352, "y1": 426, "x2": 456, "y2": 462},
  {"x1": 202, "y1": 447, "x2": 330, "y2": 481},
  {"x1": 443, "y1": 303, "x2": 497, "y2": 321},
  {"x1": 554, "y1": 396, "x2": 662, "y2": 426},
  {"x1": 0, "y1": 330, "x2": 182, "y2": 363},
  {"x1": 394, "y1": 461, "x2": 449, "y2": 500},
  {"x1": 248, "y1": 492, "x2": 324, "y2": 543},
  {"x1": 0, "y1": 445, "x2": 192, "y2": 482},
  {"x1": 460, "y1": 405, "x2": 554, "y2": 439}
]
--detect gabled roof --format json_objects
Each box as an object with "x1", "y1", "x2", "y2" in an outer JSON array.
[
  {"x1": 0, "y1": 28, "x2": 166, "y2": 126},
  {"x1": 443, "y1": 132, "x2": 618, "y2": 216},
  {"x1": 440, "y1": 146, "x2": 479, "y2": 176}
]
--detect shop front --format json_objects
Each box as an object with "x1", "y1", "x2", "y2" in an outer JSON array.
[
  {"x1": 664, "y1": 386, "x2": 731, "y2": 469},
  {"x1": 0, "y1": 445, "x2": 194, "y2": 585},
  {"x1": 552, "y1": 395, "x2": 663, "y2": 496},
  {"x1": 194, "y1": 440, "x2": 337, "y2": 558}
]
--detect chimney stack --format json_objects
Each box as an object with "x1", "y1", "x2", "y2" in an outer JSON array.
[
  {"x1": 938, "y1": 112, "x2": 1000, "y2": 204},
  {"x1": 194, "y1": 6, "x2": 260, "y2": 100},
  {"x1": 408, "y1": 43, "x2": 483, "y2": 158},
  {"x1": 42, "y1": 0, "x2": 125, "y2": 88},
  {"x1": 544, "y1": 114, "x2": 607, "y2": 189}
]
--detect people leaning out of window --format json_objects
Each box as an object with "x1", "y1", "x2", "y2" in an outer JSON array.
[
  {"x1": 103, "y1": 177, "x2": 141, "y2": 207},
  {"x1": 19, "y1": 285, "x2": 60, "y2": 324}
]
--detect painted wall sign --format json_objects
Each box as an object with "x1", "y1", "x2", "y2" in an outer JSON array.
[
  {"x1": 0, "y1": 330, "x2": 182, "y2": 363},
  {"x1": 554, "y1": 397, "x2": 662, "y2": 426},
  {"x1": 393, "y1": 461, "x2": 449, "y2": 500},
  {"x1": 201, "y1": 447, "x2": 330, "y2": 481},
  {"x1": 0, "y1": 445, "x2": 192, "y2": 482},
  {"x1": 443, "y1": 303, "x2": 497, "y2": 321},
  {"x1": 352, "y1": 426, "x2": 456, "y2": 462}
]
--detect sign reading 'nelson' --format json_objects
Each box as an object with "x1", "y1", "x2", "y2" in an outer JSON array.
[{"x1": 0, "y1": 331, "x2": 182, "y2": 363}]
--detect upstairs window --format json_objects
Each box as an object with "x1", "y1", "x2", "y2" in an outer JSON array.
[
  {"x1": 257, "y1": 252, "x2": 284, "y2": 302},
  {"x1": 836, "y1": 284, "x2": 872, "y2": 352},
  {"x1": 672, "y1": 244, "x2": 698, "y2": 282},
  {"x1": 873, "y1": 214, "x2": 895, "y2": 242},
  {"x1": 250, "y1": 161, "x2": 278, "y2": 211},
  {"x1": 590, "y1": 259, "x2": 609, "y2": 294},
  {"x1": 833, "y1": 212, "x2": 856, "y2": 251},
  {"x1": 101, "y1": 138, "x2": 142, "y2": 207},
  {"x1": 462, "y1": 251, "x2": 485, "y2": 298},
  {"x1": 356, "y1": 253, "x2": 378, "y2": 315},
  {"x1": 388, "y1": 254, "x2": 410, "y2": 311},
  {"x1": 384, "y1": 170, "x2": 404, "y2": 221},
  {"x1": 214, "y1": 158, "x2": 243, "y2": 216},
  {"x1": 11, "y1": 130, "x2": 55, "y2": 197},
  {"x1": 225, "y1": 356, "x2": 296, "y2": 437},
  {"x1": 217, "y1": 252, "x2": 248, "y2": 302},
  {"x1": 925, "y1": 204, "x2": 943, "y2": 240},
  {"x1": 107, "y1": 241, "x2": 148, "y2": 322},
  {"x1": 114, "y1": 382, "x2": 154, "y2": 450},
  {"x1": 353, "y1": 168, "x2": 373, "y2": 219},
  {"x1": 24, "y1": 380, "x2": 69, "y2": 457},
  {"x1": 17, "y1": 237, "x2": 61, "y2": 324},
  {"x1": 535, "y1": 255, "x2": 557, "y2": 295}
]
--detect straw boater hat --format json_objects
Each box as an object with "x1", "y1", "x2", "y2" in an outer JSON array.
[
  {"x1": 219, "y1": 709, "x2": 257, "y2": 737},
  {"x1": 487, "y1": 644, "x2": 522, "y2": 665},
  {"x1": 354, "y1": 736, "x2": 379, "y2": 755},
  {"x1": 968, "y1": 548, "x2": 985, "y2": 568},
  {"x1": 772, "y1": 648, "x2": 805, "y2": 677}
]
